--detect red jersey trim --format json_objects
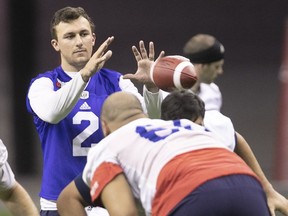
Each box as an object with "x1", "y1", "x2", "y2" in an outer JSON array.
[
  {"x1": 90, "y1": 162, "x2": 123, "y2": 202},
  {"x1": 152, "y1": 148, "x2": 259, "y2": 216}
]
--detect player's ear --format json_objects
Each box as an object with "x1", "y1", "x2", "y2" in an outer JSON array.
[
  {"x1": 101, "y1": 120, "x2": 111, "y2": 137},
  {"x1": 92, "y1": 33, "x2": 96, "y2": 46},
  {"x1": 194, "y1": 116, "x2": 204, "y2": 126},
  {"x1": 194, "y1": 64, "x2": 202, "y2": 74},
  {"x1": 51, "y1": 39, "x2": 60, "y2": 52}
]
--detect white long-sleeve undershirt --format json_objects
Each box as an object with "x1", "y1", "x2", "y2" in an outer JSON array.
[
  {"x1": 28, "y1": 72, "x2": 162, "y2": 124},
  {"x1": 28, "y1": 72, "x2": 87, "y2": 124}
]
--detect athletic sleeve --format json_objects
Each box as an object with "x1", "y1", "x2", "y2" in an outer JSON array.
[
  {"x1": 27, "y1": 73, "x2": 87, "y2": 123},
  {"x1": 204, "y1": 110, "x2": 236, "y2": 151},
  {"x1": 0, "y1": 163, "x2": 16, "y2": 191},
  {"x1": 119, "y1": 75, "x2": 165, "y2": 118},
  {"x1": 0, "y1": 139, "x2": 8, "y2": 167},
  {"x1": 143, "y1": 85, "x2": 163, "y2": 119},
  {"x1": 0, "y1": 140, "x2": 16, "y2": 191}
]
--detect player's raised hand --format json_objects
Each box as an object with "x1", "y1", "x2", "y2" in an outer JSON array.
[
  {"x1": 123, "y1": 40, "x2": 165, "y2": 86},
  {"x1": 81, "y1": 36, "x2": 114, "y2": 82}
]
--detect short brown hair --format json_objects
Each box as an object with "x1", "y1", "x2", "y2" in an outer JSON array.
[
  {"x1": 161, "y1": 90, "x2": 205, "y2": 122},
  {"x1": 183, "y1": 34, "x2": 216, "y2": 55},
  {"x1": 50, "y1": 6, "x2": 95, "y2": 40}
]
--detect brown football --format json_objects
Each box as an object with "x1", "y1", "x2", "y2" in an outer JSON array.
[{"x1": 150, "y1": 55, "x2": 197, "y2": 92}]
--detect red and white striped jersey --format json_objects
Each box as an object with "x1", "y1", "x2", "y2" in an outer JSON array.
[{"x1": 83, "y1": 118, "x2": 257, "y2": 215}]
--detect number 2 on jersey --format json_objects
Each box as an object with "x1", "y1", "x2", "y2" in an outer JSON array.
[{"x1": 72, "y1": 111, "x2": 99, "y2": 156}]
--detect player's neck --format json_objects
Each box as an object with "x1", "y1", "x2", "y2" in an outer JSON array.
[
  {"x1": 110, "y1": 113, "x2": 147, "y2": 132},
  {"x1": 191, "y1": 82, "x2": 200, "y2": 93},
  {"x1": 61, "y1": 62, "x2": 85, "y2": 72}
]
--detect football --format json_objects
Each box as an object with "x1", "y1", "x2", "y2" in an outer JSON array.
[{"x1": 150, "y1": 55, "x2": 197, "y2": 92}]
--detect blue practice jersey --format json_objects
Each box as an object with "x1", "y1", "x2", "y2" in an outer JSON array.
[{"x1": 26, "y1": 66, "x2": 122, "y2": 200}]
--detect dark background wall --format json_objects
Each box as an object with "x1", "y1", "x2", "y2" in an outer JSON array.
[{"x1": 5, "y1": 0, "x2": 288, "y2": 184}]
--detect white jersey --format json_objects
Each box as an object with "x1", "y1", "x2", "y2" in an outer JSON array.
[
  {"x1": 197, "y1": 82, "x2": 222, "y2": 111},
  {"x1": 0, "y1": 139, "x2": 16, "y2": 191},
  {"x1": 85, "y1": 206, "x2": 109, "y2": 216},
  {"x1": 197, "y1": 83, "x2": 236, "y2": 150},
  {"x1": 83, "y1": 118, "x2": 230, "y2": 215},
  {"x1": 204, "y1": 110, "x2": 236, "y2": 151},
  {"x1": 161, "y1": 83, "x2": 222, "y2": 112}
]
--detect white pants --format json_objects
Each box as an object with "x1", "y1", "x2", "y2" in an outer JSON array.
[{"x1": 85, "y1": 206, "x2": 109, "y2": 216}]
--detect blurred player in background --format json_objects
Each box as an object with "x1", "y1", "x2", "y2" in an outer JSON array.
[
  {"x1": 59, "y1": 91, "x2": 271, "y2": 216},
  {"x1": 0, "y1": 139, "x2": 39, "y2": 216},
  {"x1": 183, "y1": 33, "x2": 224, "y2": 111},
  {"x1": 26, "y1": 6, "x2": 163, "y2": 216},
  {"x1": 182, "y1": 34, "x2": 288, "y2": 215}
]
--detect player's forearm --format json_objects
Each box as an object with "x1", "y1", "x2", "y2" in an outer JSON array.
[
  {"x1": 235, "y1": 132, "x2": 288, "y2": 215},
  {"x1": 144, "y1": 82, "x2": 159, "y2": 93},
  {"x1": 235, "y1": 132, "x2": 272, "y2": 190}
]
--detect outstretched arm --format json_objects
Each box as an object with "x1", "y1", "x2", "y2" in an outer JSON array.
[
  {"x1": 235, "y1": 132, "x2": 288, "y2": 216},
  {"x1": 28, "y1": 36, "x2": 115, "y2": 124},
  {"x1": 123, "y1": 41, "x2": 165, "y2": 119},
  {"x1": 0, "y1": 181, "x2": 39, "y2": 216}
]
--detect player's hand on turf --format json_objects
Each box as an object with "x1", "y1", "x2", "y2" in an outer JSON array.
[
  {"x1": 123, "y1": 40, "x2": 165, "y2": 90},
  {"x1": 81, "y1": 36, "x2": 114, "y2": 82},
  {"x1": 266, "y1": 186, "x2": 288, "y2": 216}
]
